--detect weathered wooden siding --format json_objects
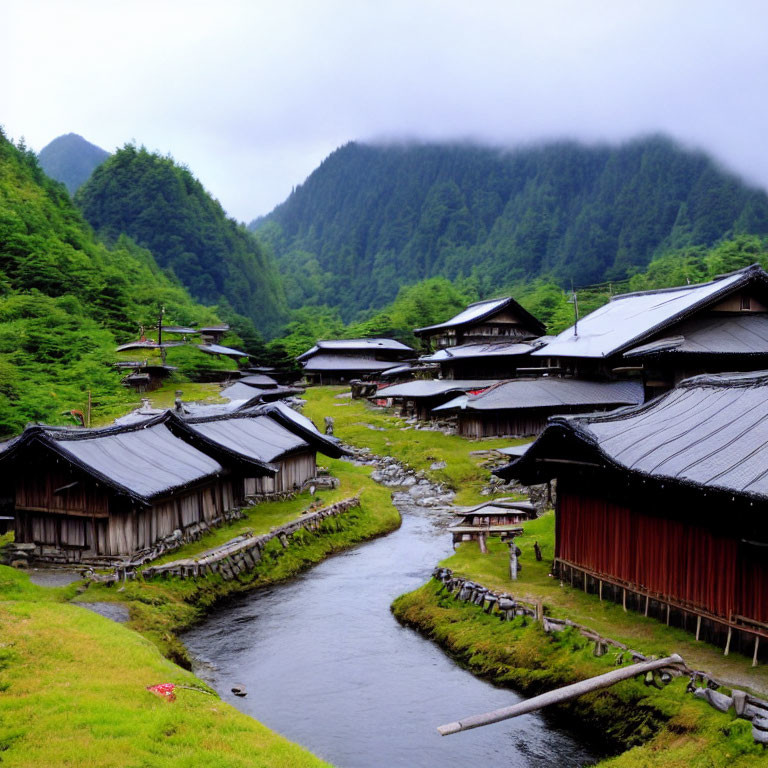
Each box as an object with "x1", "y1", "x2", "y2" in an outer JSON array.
[
  {"x1": 457, "y1": 412, "x2": 548, "y2": 438},
  {"x1": 556, "y1": 488, "x2": 768, "y2": 625},
  {"x1": 16, "y1": 477, "x2": 241, "y2": 558},
  {"x1": 244, "y1": 452, "x2": 316, "y2": 495}
]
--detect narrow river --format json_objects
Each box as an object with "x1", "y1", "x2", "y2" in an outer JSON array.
[{"x1": 183, "y1": 492, "x2": 600, "y2": 768}]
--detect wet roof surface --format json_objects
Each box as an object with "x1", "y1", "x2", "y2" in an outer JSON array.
[
  {"x1": 625, "y1": 313, "x2": 768, "y2": 357},
  {"x1": 49, "y1": 422, "x2": 223, "y2": 499},
  {"x1": 375, "y1": 380, "x2": 497, "y2": 398},
  {"x1": 184, "y1": 416, "x2": 308, "y2": 463},
  {"x1": 413, "y1": 297, "x2": 511, "y2": 333},
  {"x1": 302, "y1": 354, "x2": 403, "y2": 372},
  {"x1": 421, "y1": 341, "x2": 537, "y2": 362},
  {"x1": 541, "y1": 371, "x2": 768, "y2": 498},
  {"x1": 533, "y1": 268, "x2": 759, "y2": 359},
  {"x1": 434, "y1": 378, "x2": 644, "y2": 412}
]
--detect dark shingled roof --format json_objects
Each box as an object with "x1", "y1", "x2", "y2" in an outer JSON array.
[
  {"x1": 174, "y1": 414, "x2": 309, "y2": 464},
  {"x1": 496, "y1": 370, "x2": 768, "y2": 500},
  {"x1": 0, "y1": 416, "x2": 226, "y2": 503},
  {"x1": 624, "y1": 313, "x2": 768, "y2": 358},
  {"x1": 433, "y1": 378, "x2": 644, "y2": 412},
  {"x1": 297, "y1": 338, "x2": 413, "y2": 362},
  {"x1": 375, "y1": 380, "x2": 497, "y2": 399},
  {"x1": 301, "y1": 354, "x2": 403, "y2": 372}
]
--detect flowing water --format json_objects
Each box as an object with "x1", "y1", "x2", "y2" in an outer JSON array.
[{"x1": 184, "y1": 492, "x2": 600, "y2": 768}]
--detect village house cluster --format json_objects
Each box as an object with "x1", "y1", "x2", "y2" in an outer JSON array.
[
  {"x1": 4, "y1": 399, "x2": 345, "y2": 565},
  {"x1": 296, "y1": 263, "x2": 768, "y2": 661}
]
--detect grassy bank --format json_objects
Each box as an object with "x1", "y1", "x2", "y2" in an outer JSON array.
[
  {"x1": 301, "y1": 386, "x2": 521, "y2": 504},
  {"x1": 393, "y1": 580, "x2": 763, "y2": 767},
  {"x1": 1, "y1": 438, "x2": 400, "y2": 766}
]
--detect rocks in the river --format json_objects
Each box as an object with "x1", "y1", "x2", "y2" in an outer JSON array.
[{"x1": 231, "y1": 684, "x2": 247, "y2": 697}]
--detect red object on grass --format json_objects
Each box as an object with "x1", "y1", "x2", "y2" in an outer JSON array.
[{"x1": 147, "y1": 683, "x2": 176, "y2": 701}]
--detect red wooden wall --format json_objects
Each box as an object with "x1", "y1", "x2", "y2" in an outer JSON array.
[{"x1": 556, "y1": 489, "x2": 768, "y2": 625}]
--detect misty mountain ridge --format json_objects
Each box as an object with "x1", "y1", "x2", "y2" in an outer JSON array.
[
  {"x1": 37, "y1": 132, "x2": 110, "y2": 194},
  {"x1": 252, "y1": 135, "x2": 768, "y2": 321},
  {"x1": 75, "y1": 144, "x2": 288, "y2": 337}
]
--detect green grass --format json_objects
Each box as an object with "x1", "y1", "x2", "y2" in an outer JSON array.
[
  {"x1": 0, "y1": 598, "x2": 329, "y2": 767},
  {"x1": 301, "y1": 386, "x2": 525, "y2": 504}
]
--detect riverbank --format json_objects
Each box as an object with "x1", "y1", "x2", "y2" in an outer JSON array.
[{"x1": 0, "y1": 441, "x2": 401, "y2": 766}]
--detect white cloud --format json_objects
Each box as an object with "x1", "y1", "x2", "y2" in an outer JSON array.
[{"x1": 3, "y1": 0, "x2": 767, "y2": 220}]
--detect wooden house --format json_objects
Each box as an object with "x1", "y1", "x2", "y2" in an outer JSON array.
[
  {"x1": 414, "y1": 297, "x2": 547, "y2": 379},
  {"x1": 198, "y1": 324, "x2": 230, "y2": 344},
  {"x1": 1, "y1": 415, "x2": 274, "y2": 563},
  {"x1": 115, "y1": 361, "x2": 177, "y2": 393},
  {"x1": 373, "y1": 379, "x2": 496, "y2": 420},
  {"x1": 533, "y1": 264, "x2": 768, "y2": 397},
  {"x1": 496, "y1": 370, "x2": 768, "y2": 660},
  {"x1": 297, "y1": 339, "x2": 414, "y2": 385},
  {"x1": 433, "y1": 378, "x2": 644, "y2": 437}
]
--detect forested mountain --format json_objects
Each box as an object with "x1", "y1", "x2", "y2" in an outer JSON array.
[
  {"x1": 76, "y1": 146, "x2": 288, "y2": 337},
  {"x1": 37, "y1": 133, "x2": 109, "y2": 194},
  {"x1": 252, "y1": 137, "x2": 768, "y2": 321},
  {"x1": 0, "y1": 129, "x2": 225, "y2": 433}
]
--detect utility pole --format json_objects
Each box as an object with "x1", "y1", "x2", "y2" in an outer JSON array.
[
  {"x1": 157, "y1": 306, "x2": 166, "y2": 365},
  {"x1": 569, "y1": 281, "x2": 579, "y2": 337}
]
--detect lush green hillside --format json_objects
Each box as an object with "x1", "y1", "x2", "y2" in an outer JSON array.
[
  {"x1": 76, "y1": 145, "x2": 288, "y2": 337},
  {"x1": 0, "y1": 130, "x2": 226, "y2": 434},
  {"x1": 37, "y1": 133, "x2": 109, "y2": 195},
  {"x1": 253, "y1": 137, "x2": 768, "y2": 321}
]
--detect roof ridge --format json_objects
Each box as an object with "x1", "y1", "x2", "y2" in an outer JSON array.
[{"x1": 608, "y1": 263, "x2": 764, "y2": 303}]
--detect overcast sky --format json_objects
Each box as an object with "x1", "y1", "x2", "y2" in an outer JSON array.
[{"x1": 3, "y1": 0, "x2": 768, "y2": 222}]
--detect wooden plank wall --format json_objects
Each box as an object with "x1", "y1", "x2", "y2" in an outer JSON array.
[
  {"x1": 244, "y1": 452, "x2": 316, "y2": 495},
  {"x1": 556, "y1": 487, "x2": 768, "y2": 625}
]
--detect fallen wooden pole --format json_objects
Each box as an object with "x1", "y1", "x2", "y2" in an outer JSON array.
[{"x1": 437, "y1": 654, "x2": 684, "y2": 736}]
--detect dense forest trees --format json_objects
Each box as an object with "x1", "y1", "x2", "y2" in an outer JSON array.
[
  {"x1": 76, "y1": 145, "x2": 288, "y2": 337},
  {"x1": 37, "y1": 133, "x2": 109, "y2": 195},
  {"x1": 0, "y1": 130, "x2": 228, "y2": 432},
  {"x1": 253, "y1": 137, "x2": 768, "y2": 321}
]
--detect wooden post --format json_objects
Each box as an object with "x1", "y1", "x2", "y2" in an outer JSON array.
[
  {"x1": 622, "y1": 588, "x2": 627, "y2": 612},
  {"x1": 696, "y1": 615, "x2": 702, "y2": 641},
  {"x1": 724, "y1": 626, "x2": 733, "y2": 656},
  {"x1": 644, "y1": 595, "x2": 650, "y2": 617},
  {"x1": 437, "y1": 655, "x2": 685, "y2": 736},
  {"x1": 666, "y1": 604, "x2": 671, "y2": 625},
  {"x1": 508, "y1": 544, "x2": 517, "y2": 580},
  {"x1": 753, "y1": 636, "x2": 760, "y2": 667},
  {"x1": 584, "y1": 573, "x2": 588, "y2": 594},
  {"x1": 599, "y1": 580, "x2": 603, "y2": 602},
  {"x1": 87, "y1": 390, "x2": 92, "y2": 428},
  {"x1": 479, "y1": 531, "x2": 487, "y2": 555}
]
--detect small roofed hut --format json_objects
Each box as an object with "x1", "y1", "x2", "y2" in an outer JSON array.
[
  {"x1": 495, "y1": 370, "x2": 768, "y2": 660},
  {"x1": 297, "y1": 339, "x2": 414, "y2": 385},
  {"x1": 434, "y1": 378, "x2": 644, "y2": 437},
  {"x1": 373, "y1": 379, "x2": 497, "y2": 421},
  {"x1": 533, "y1": 264, "x2": 768, "y2": 396},
  {"x1": 169, "y1": 408, "x2": 346, "y2": 497},
  {"x1": 1, "y1": 414, "x2": 275, "y2": 563},
  {"x1": 449, "y1": 498, "x2": 535, "y2": 548}
]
